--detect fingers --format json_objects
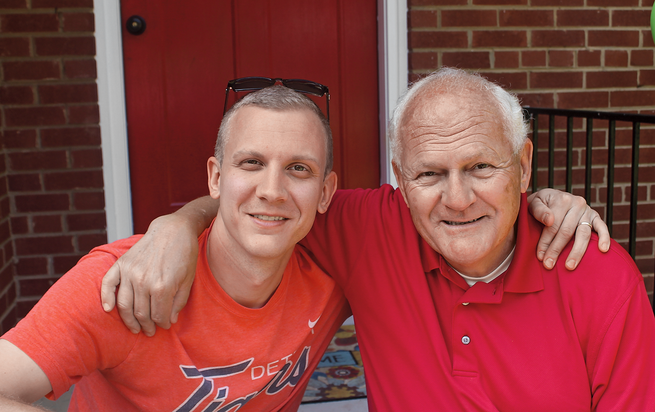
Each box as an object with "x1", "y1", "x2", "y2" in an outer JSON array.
[
  {"x1": 591, "y1": 211, "x2": 611, "y2": 253},
  {"x1": 100, "y1": 264, "x2": 120, "y2": 312},
  {"x1": 133, "y1": 284, "x2": 156, "y2": 337},
  {"x1": 115, "y1": 278, "x2": 141, "y2": 334},
  {"x1": 149, "y1": 285, "x2": 173, "y2": 331},
  {"x1": 527, "y1": 193, "x2": 555, "y2": 228}
]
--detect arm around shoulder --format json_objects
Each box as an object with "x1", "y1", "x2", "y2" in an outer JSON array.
[{"x1": 0, "y1": 339, "x2": 52, "y2": 410}]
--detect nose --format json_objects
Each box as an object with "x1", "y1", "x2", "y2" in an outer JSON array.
[
  {"x1": 256, "y1": 168, "x2": 288, "y2": 203},
  {"x1": 440, "y1": 172, "x2": 475, "y2": 211}
]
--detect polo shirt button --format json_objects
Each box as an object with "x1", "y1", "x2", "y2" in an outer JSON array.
[
  {"x1": 462, "y1": 335, "x2": 471, "y2": 345},
  {"x1": 462, "y1": 302, "x2": 470, "y2": 306}
]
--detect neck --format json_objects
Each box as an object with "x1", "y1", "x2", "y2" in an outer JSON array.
[
  {"x1": 450, "y1": 224, "x2": 518, "y2": 278},
  {"x1": 206, "y1": 223, "x2": 291, "y2": 309}
]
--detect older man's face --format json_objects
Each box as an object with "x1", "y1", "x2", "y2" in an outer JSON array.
[{"x1": 393, "y1": 89, "x2": 532, "y2": 277}]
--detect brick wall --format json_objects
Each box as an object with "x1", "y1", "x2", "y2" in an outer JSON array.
[
  {"x1": 0, "y1": 0, "x2": 106, "y2": 332},
  {"x1": 409, "y1": 0, "x2": 655, "y2": 300}
]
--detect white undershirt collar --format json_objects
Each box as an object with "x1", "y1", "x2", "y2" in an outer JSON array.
[{"x1": 450, "y1": 246, "x2": 516, "y2": 287}]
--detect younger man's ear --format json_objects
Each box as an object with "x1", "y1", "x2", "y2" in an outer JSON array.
[
  {"x1": 317, "y1": 171, "x2": 338, "y2": 214},
  {"x1": 207, "y1": 157, "x2": 221, "y2": 199}
]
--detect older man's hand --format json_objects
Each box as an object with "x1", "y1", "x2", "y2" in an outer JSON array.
[{"x1": 528, "y1": 189, "x2": 610, "y2": 270}]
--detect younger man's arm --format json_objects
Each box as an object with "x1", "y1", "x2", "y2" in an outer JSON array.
[{"x1": 0, "y1": 339, "x2": 52, "y2": 410}]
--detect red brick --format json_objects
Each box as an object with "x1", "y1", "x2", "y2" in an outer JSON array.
[
  {"x1": 442, "y1": 51, "x2": 491, "y2": 68},
  {"x1": 0, "y1": 37, "x2": 30, "y2": 57},
  {"x1": 64, "y1": 59, "x2": 96, "y2": 79},
  {"x1": 5, "y1": 106, "x2": 66, "y2": 127},
  {"x1": 612, "y1": 90, "x2": 655, "y2": 107},
  {"x1": 479, "y1": 71, "x2": 527, "y2": 90},
  {"x1": 409, "y1": 10, "x2": 437, "y2": 28},
  {"x1": 44, "y1": 170, "x2": 103, "y2": 190},
  {"x1": 32, "y1": 0, "x2": 93, "y2": 7},
  {"x1": 578, "y1": 50, "x2": 601, "y2": 67},
  {"x1": 643, "y1": 29, "x2": 655, "y2": 48},
  {"x1": 410, "y1": 0, "x2": 466, "y2": 4},
  {"x1": 2, "y1": 60, "x2": 60, "y2": 81},
  {"x1": 41, "y1": 126, "x2": 100, "y2": 147},
  {"x1": 557, "y1": 91, "x2": 609, "y2": 109},
  {"x1": 640, "y1": 70, "x2": 655, "y2": 86},
  {"x1": 409, "y1": 52, "x2": 438, "y2": 70},
  {"x1": 589, "y1": 30, "x2": 639, "y2": 47},
  {"x1": 0, "y1": 0, "x2": 27, "y2": 7},
  {"x1": 0, "y1": 86, "x2": 34, "y2": 104},
  {"x1": 8, "y1": 150, "x2": 67, "y2": 171},
  {"x1": 16, "y1": 300, "x2": 36, "y2": 318},
  {"x1": 35, "y1": 36, "x2": 95, "y2": 56},
  {"x1": 0, "y1": 13, "x2": 59, "y2": 33},
  {"x1": 39, "y1": 83, "x2": 98, "y2": 104},
  {"x1": 530, "y1": 71, "x2": 583, "y2": 89},
  {"x1": 67, "y1": 212, "x2": 105, "y2": 231},
  {"x1": 62, "y1": 12, "x2": 94, "y2": 32},
  {"x1": 3, "y1": 129, "x2": 37, "y2": 149},
  {"x1": 494, "y1": 51, "x2": 519, "y2": 68},
  {"x1": 548, "y1": 50, "x2": 574, "y2": 67},
  {"x1": 532, "y1": 30, "x2": 585, "y2": 47},
  {"x1": 472, "y1": 31, "x2": 527, "y2": 47},
  {"x1": 8, "y1": 174, "x2": 42, "y2": 191},
  {"x1": 78, "y1": 233, "x2": 107, "y2": 252},
  {"x1": 409, "y1": 31, "x2": 468, "y2": 49},
  {"x1": 532, "y1": 0, "x2": 583, "y2": 4},
  {"x1": 442, "y1": 10, "x2": 496, "y2": 27},
  {"x1": 11, "y1": 217, "x2": 29, "y2": 235},
  {"x1": 593, "y1": 0, "x2": 640, "y2": 5},
  {"x1": 72, "y1": 149, "x2": 102, "y2": 168},
  {"x1": 473, "y1": 0, "x2": 527, "y2": 4},
  {"x1": 53, "y1": 254, "x2": 83, "y2": 273},
  {"x1": 499, "y1": 10, "x2": 553, "y2": 27},
  {"x1": 605, "y1": 50, "x2": 629, "y2": 67},
  {"x1": 522, "y1": 50, "x2": 546, "y2": 67},
  {"x1": 612, "y1": 10, "x2": 650, "y2": 27},
  {"x1": 586, "y1": 71, "x2": 638, "y2": 89},
  {"x1": 631, "y1": 50, "x2": 653, "y2": 67},
  {"x1": 19, "y1": 277, "x2": 58, "y2": 296},
  {"x1": 68, "y1": 105, "x2": 99, "y2": 124},
  {"x1": 15, "y1": 235, "x2": 74, "y2": 255},
  {"x1": 74, "y1": 191, "x2": 104, "y2": 210},
  {"x1": 557, "y1": 10, "x2": 609, "y2": 27},
  {"x1": 14, "y1": 193, "x2": 69, "y2": 213},
  {"x1": 518, "y1": 92, "x2": 555, "y2": 107},
  {"x1": 33, "y1": 215, "x2": 62, "y2": 233}
]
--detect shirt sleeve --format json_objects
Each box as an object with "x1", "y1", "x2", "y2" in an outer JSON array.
[
  {"x1": 588, "y1": 262, "x2": 655, "y2": 411},
  {"x1": 1, "y1": 239, "x2": 140, "y2": 399},
  {"x1": 300, "y1": 185, "x2": 407, "y2": 290}
]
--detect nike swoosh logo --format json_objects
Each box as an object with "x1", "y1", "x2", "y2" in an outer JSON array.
[{"x1": 308, "y1": 315, "x2": 321, "y2": 329}]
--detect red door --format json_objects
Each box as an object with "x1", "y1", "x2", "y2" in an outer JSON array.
[{"x1": 120, "y1": 1, "x2": 380, "y2": 233}]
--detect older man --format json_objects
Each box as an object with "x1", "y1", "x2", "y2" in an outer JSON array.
[
  {"x1": 0, "y1": 86, "x2": 350, "y2": 411},
  {"x1": 102, "y1": 69, "x2": 645, "y2": 410}
]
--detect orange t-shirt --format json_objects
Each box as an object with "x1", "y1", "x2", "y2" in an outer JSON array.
[{"x1": 3, "y1": 230, "x2": 350, "y2": 411}]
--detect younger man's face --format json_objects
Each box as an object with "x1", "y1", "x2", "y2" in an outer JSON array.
[{"x1": 208, "y1": 106, "x2": 337, "y2": 261}]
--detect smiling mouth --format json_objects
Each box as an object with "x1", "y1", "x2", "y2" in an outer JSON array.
[
  {"x1": 444, "y1": 216, "x2": 484, "y2": 226},
  {"x1": 251, "y1": 214, "x2": 287, "y2": 221}
]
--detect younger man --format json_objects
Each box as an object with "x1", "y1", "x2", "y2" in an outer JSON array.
[{"x1": 0, "y1": 86, "x2": 350, "y2": 411}]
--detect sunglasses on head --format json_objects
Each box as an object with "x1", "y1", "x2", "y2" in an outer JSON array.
[{"x1": 223, "y1": 77, "x2": 330, "y2": 122}]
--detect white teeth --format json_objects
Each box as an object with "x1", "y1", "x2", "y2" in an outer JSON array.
[
  {"x1": 253, "y1": 214, "x2": 286, "y2": 221},
  {"x1": 445, "y1": 217, "x2": 483, "y2": 225}
]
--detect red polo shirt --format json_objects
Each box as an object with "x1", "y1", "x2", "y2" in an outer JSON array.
[{"x1": 301, "y1": 185, "x2": 655, "y2": 411}]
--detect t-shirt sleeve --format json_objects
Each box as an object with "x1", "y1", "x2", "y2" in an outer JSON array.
[
  {"x1": 1, "y1": 238, "x2": 141, "y2": 399},
  {"x1": 300, "y1": 184, "x2": 408, "y2": 289},
  {"x1": 586, "y1": 249, "x2": 655, "y2": 410}
]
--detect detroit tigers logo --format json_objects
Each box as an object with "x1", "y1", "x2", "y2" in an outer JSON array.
[{"x1": 174, "y1": 347, "x2": 311, "y2": 412}]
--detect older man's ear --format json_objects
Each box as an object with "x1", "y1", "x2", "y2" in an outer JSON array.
[{"x1": 519, "y1": 139, "x2": 533, "y2": 194}]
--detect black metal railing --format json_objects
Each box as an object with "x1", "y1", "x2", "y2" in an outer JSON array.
[{"x1": 523, "y1": 107, "x2": 655, "y2": 310}]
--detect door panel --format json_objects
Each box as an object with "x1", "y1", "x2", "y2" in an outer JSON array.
[{"x1": 121, "y1": 0, "x2": 379, "y2": 233}]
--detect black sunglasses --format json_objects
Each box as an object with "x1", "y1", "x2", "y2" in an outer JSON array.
[{"x1": 223, "y1": 77, "x2": 330, "y2": 122}]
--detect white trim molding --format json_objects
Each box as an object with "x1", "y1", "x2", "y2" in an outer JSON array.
[{"x1": 94, "y1": 0, "x2": 133, "y2": 242}]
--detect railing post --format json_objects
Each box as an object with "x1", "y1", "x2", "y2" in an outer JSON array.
[
  {"x1": 629, "y1": 122, "x2": 640, "y2": 258},
  {"x1": 606, "y1": 120, "x2": 616, "y2": 236},
  {"x1": 566, "y1": 117, "x2": 573, "y2": 192},
  {"x1": 585, "y1": 118, "x2": 593, "y2": 202}
]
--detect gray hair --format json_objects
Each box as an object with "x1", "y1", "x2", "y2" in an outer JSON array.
[
  {"x1": 216, "y1": 85, "x2": 333, "y2": 176},
  {"x1": 389, "y1": 67, "x2": 529, "y2": 166}
]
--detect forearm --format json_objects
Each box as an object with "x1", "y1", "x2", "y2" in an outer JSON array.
[{"x1": 170, "y1": 196, "x2": 218, "y2": 237}]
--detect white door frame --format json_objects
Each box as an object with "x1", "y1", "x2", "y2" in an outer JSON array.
[{"x1": 94, "y1": 0, "x2": 408, "y2": 242}]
